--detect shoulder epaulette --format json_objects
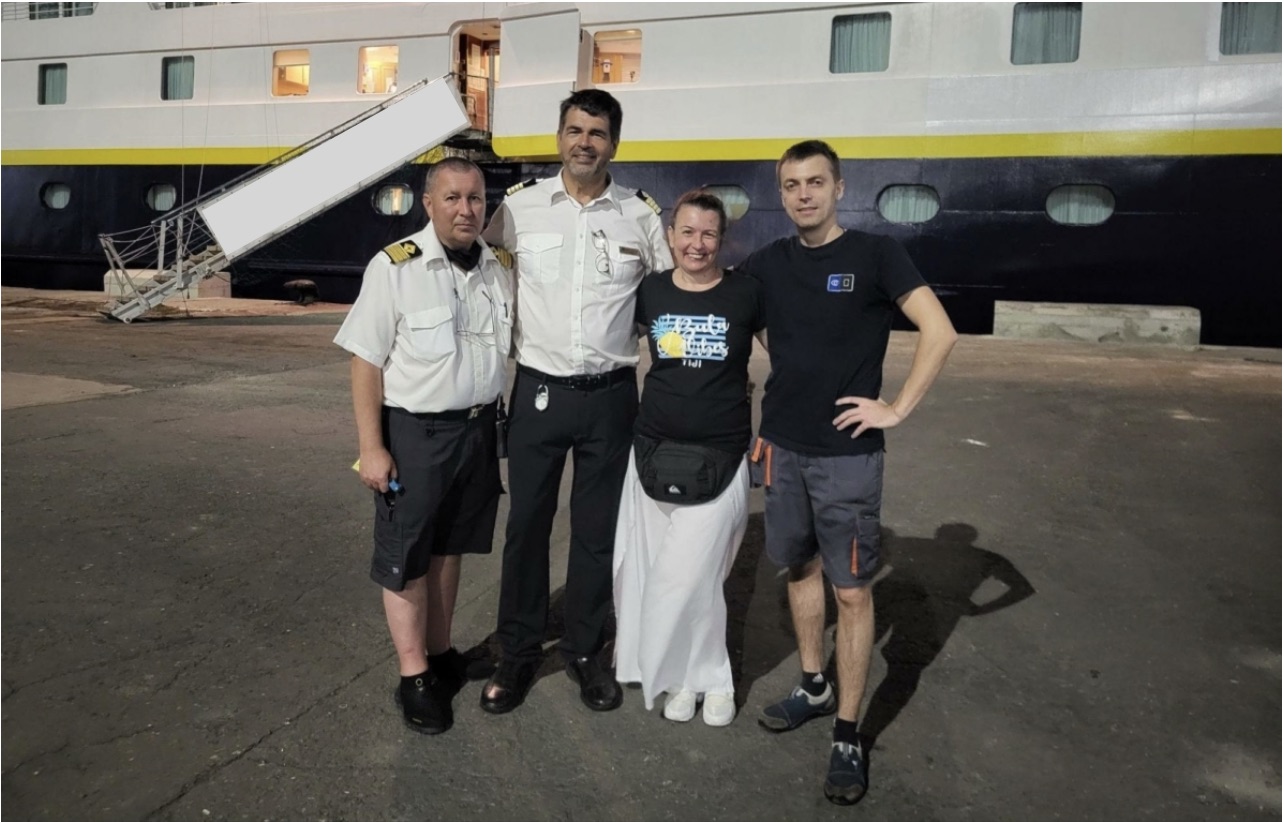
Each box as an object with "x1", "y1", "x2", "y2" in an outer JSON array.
[
  {"x1": 381, "y1": 240, "x2": 422, "y2": 264},
  {"x1": 491, "y1": 246, "x2": 514, "y2": 269},
  {"x1": 635, "y1": 189, "x2": 662, "y2": 215},
  {"x1": 506, "y1": 178, "x2": 538, "y2": 196}
]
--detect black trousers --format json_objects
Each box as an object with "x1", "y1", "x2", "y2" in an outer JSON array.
[{"x1": 496, "y1": 367, "x2": 638, "y2": 662}]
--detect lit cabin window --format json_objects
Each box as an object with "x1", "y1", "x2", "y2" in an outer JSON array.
[
  {"x1": 701, "y1": 186, "x2": 751, "y2": 223},
  {"x1": 151, "y1": 2, "x2": 217, "y2": 8},
  {"x1": 41, "y1": 183, "x2": 71, "y2": 209},
  {"x1": 161, "y1": 56, "x2": 195, "y2": 101},
  {"x1": 1046, "y1": 185, "x2": 1114, "y2": 225},
  {"x1": 38, "y1": 63, "x2": 67, "y2": 105},
  {"x1": 358, "y1": 46, "x2": 399, "y2": 94},
  {"x1": 878, "y1": 185, "x2": 940, "y2": 223},
  {"x1": 27, "y1": 3, "x2": 94, "y2": 19},
  {"x1": 1011, "y1": 3, "x2": 1082, "y2": 65},
  {"x1": 593, "y1": 30, "x2": 642, "y2": 84},
  {"x1": 1220, "y1": 3, "x2": 1282, "y2": 55},
  {"x1": 373, "y1": 185, "x2": 413, "y2": 216},
  {"x1": 830, "y1": 13, "x2": 891, "y2": 73},
  {"x1": 146, "y1": 184, "x2": 177, "y2": 212},
  {"x1": 273, "y1": 49, "x2": 310, "y2": 97}
]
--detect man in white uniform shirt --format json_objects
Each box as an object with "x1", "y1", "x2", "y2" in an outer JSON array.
[
  {"x1": 334, "y1": 158, "x2": 512, "y2": 735},
  {"x1": 480, "y1": 89, "x2": 672, "y2": 714}
]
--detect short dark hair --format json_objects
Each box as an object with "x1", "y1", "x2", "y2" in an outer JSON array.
[
  {"x1": 424, "y1": 156, "x2": 484, "y2": 193},
  {"x1": 777, "y1": 139, "x2": 843, "y2": 185},
  {"x1": 671, "y1": 189, "x2": 728, "y2": 236},
  {"x1": 558, "y1": 89, "x2": 623, "y2": 144}
]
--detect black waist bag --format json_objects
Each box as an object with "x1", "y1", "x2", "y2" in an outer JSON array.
[{"x1": 633, "y1": 435, "x2": 743, "y2": 505}]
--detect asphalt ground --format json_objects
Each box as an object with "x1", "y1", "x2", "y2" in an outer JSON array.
[{"x1": 1, "y1": 291, "x2": 1280, "y2": 822}]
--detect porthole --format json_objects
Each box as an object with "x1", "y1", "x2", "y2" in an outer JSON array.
[
  {"x1": 877, "y1": 185, "x2": 939, "y2": 223},
  {"x1": 146, "y1": 183, "x2": 177, "y2": 212},
  {"x1": 1046, "y1": 184, "x2": 1114, "y2": 225},
  {"x1": 373, "y1": 184, "x2": 413, "y2": 216},
  {"x1": 40, "y1": 182, "x2": 71, "y2": 209},
  {"x1": 701, "y1": 185, "x2": 750, "y2": 222}
]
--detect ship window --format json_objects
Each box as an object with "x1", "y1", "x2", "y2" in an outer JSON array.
[
  {"x1": 1011, "y1": 3, "x2": 1081, "y2": 65},
  {"x1": 27, "y1": 3, "x2": 94, "y2": 18},
  {"x1": 1046, "y1": 185, "x2": 1114, "y2": 225},
  {"x1": 41, "y1": 183, "x2": 71, "y2": 210},
  {"x1": 272, "y1": 49, "x2": 310, "y2": 97},
  {"x1": 593, "y1": 30, "x2": 641, "y2": 84},
  {"x1": 830, "y1": 12, "x2": 891, "y2": 73},
  {"x1": 153, "y1": 2, "x2": 217, "y2": 8},
  {"x1": 358, "y1": 45, "x2": 399, "y2": 94},
  {"x1": 161, "y1": 56, "x2": 195, "y2": 101},
  {"x1": 373, "y1": 185, "x2": 413, "y2": 216},
  {"x1": 877, "y1": 185, "x2": 940, "y2": 223},
  {"x1": 701, "y1": 185, "x2": 751, "y2": 223},
  {"x1": 1220, "y1": 3, "x2": 1282, "y2": 55},
  {"x1": 38, "y1": 63, "x2": 67, "y2": 105},
  {"x1": 146, "y1": 184, "x2": 177, "y2": 212}
]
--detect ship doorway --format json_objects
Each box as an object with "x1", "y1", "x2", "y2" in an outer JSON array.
[{"x1": 454, "y1": 19, "x2": 500, "y2": 135}]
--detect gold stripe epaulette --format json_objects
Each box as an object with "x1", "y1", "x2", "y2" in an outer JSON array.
[
  {"x1": 506, "y1": 178, "x2": 538, "y2": 196},
  {"x1": 636, "y1": 189, "x2": 662, "y2": 215},
  {"x1": 381, "y1": 240, "x2": 422, "y2": 264}
]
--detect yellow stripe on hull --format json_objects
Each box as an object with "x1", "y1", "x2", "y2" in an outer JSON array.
[
  {"x1": 492, "y1": 128, "x2": 1282, "y2": 162},
  {"x1": 2, "y1": 129, "x2": 1279, "y2": 166}
]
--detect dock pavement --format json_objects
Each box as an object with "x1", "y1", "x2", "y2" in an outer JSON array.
[{"x1": 1, "y1": 288, "x2": 1279, "y2": 821}]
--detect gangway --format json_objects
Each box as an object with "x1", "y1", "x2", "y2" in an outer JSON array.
[{"x1": 100, "y1": 76, "x2": 470, "y2": 322}]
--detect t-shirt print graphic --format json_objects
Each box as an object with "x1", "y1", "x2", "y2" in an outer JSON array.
[{"x1": 652, "y1": 313, "x2": 730, "y2": 363}]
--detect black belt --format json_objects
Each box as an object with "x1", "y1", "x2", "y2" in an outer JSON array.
[
  {"x1": 518, "y1": 364, "x2": 634, "y2": 391},
  {"x1": 390, "y1": 401, "x2": 496, "y2": 421}
]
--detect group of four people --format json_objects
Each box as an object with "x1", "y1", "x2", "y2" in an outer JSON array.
[{"x1": 333, "y1": 89, "x2": 957, "y2": 806}]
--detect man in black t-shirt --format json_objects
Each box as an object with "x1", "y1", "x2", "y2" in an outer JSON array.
[{"x1": 739, "y1": 140, "x2": 957, "y2": 806}]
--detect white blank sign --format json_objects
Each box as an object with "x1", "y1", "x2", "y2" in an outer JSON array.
[{"x1": 199, "y1": 78, "x2": 469, "y2": 262}]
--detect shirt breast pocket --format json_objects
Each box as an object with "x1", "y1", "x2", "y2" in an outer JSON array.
[
  {"x1": 405, "y1": 306, "x2": 454, "y2": 362},
  {"x1": 516, "y1": 233, "x2": 563, "y2": 284},
  {"x1": 603, "y1": 240, "x2": 646, "y2": 289}
]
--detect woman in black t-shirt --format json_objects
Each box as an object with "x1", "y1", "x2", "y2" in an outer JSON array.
[{"x1": 612, "y1": 191, "x2": 767, "y2": 727}]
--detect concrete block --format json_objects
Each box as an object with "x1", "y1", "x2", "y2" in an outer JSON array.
[
  {"x1": 103, "y1": 270, "x2": 231, "y2": 301},
  {"x1": 993, "y1": 301, "x2": 1200, "y2": 347}
]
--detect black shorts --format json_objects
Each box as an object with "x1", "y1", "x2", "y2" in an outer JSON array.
[{"x1": 371, "y1": 404, "x2": 502, "y2": 591}]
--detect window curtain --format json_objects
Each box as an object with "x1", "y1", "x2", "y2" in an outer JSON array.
[
  {"x1": 830, "y1": 13, "x2": 891, "y2": 73},
  {"x1": 44, "y1": 184, "x2": 71, "y2": 209},
  {"x1": 1220, "y1": 2, "x2": 1282, "y2": 55},
  {"x1": 1012, "y1": 3, "x2": 1082, "y2": 65},
  {"x1": 878, "y1": 186, "x2": 940, "y2": 223},
  {"x1": 376, "y1": 186, "x2": 411, "y2": 216},
  {"x1": 147, "y1": 185, "x2": 177, "y2": 212},
  {"x1": 1046, "y1": 185, "x2": 1114, "y2": 225},
  {"x1": 40, "y1": 64, "x2": 67, "y2": 104},
  {"x1": 164, "y1": 56, "x2": 195, "y2": 100}
]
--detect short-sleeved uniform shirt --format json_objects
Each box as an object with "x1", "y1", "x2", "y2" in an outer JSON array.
[
  {"x1": 333, "y1": 226, "x2": 513, "y2": 412},
  {"x1": 482, "y1": 174, "x2": 672, "y2": 376},
  {"x1": 634, "y1": 269, "x2": 766, "y2": 454},
  {"x1": 738, "y1": 229, "x2": 926, "y2": 456}
]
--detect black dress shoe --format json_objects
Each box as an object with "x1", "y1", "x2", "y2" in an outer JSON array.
[
  {"x1": 431, "y1": 647, "x2": 498, "y2": 693},
  {"x1": 395, "y1": 672, "x2": 452, "y2": 735},
  {"x1": 565, "y1": 655, "x2": 623, "y2": 712},
  {"x1": 479, "y1": 660, "x2": 538, "y2": 715}
]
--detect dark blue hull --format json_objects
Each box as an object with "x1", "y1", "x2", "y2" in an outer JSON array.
[{"x1": 3, "y1": 154, "x2": 1279, "y2": 346}]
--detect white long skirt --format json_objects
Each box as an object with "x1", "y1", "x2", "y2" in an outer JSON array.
[{"x1": 613, "y1": 452, "x2": 750, "y2": 710}]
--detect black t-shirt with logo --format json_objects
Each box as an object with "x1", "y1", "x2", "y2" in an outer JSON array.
[
  {"x1": 634, "y1": 269, "x2": 767, "y2": 453},
  {"x1": 737, "y1": 230, "x2": 926, "y2": 456}
]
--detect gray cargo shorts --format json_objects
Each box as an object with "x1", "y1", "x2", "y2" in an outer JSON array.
[{"x1": 749, "y1": 436, "x2": 883, "y2": 588}]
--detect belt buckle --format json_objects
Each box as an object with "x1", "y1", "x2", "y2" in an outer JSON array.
[{"x1": 468, "y1": 405, "x2": 481, "y2": 419}]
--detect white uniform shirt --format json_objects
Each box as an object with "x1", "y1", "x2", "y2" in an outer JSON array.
[
  {"x1": 333, "y1": 226, "x2": 513, "y2": 413},
  {"x1": 482, "y1": 174, "x2": 672, "y2": 377}
]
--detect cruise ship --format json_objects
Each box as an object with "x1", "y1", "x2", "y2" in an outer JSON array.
[{"x1": 1, "y1": 2, "x2": 1280, "y2": 344}]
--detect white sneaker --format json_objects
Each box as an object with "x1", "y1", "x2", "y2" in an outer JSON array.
[
  {"x1": 702, "y1": 691, "x2": 736, "y2": 727},
  {"x1": 663, "y1": 689, "x2": 698, "y2": 722}
]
